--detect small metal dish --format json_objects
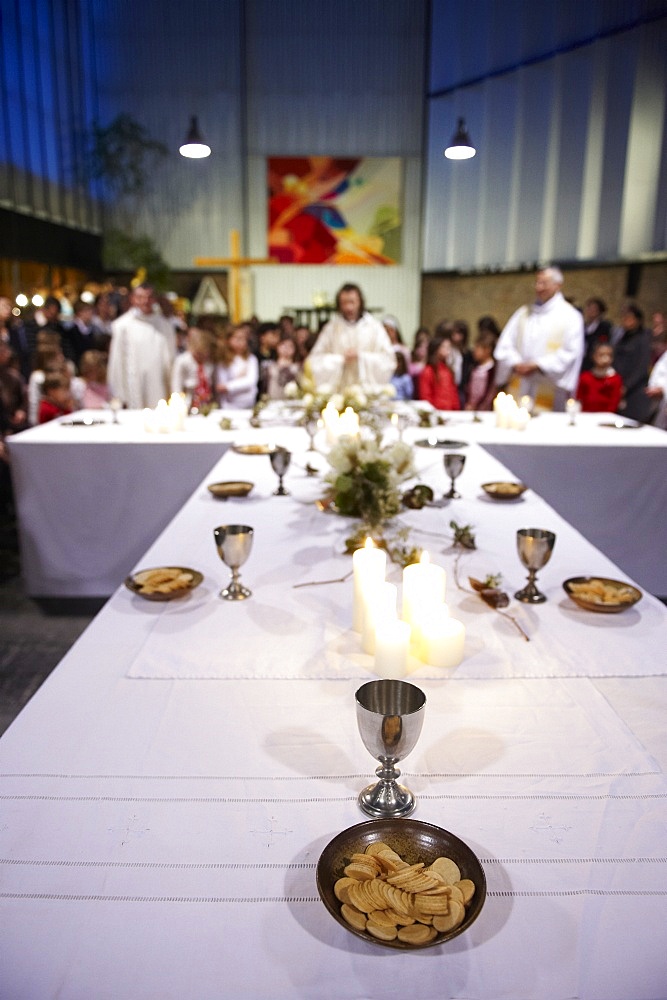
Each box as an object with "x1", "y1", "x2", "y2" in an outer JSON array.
[
  {"x1": 316, "y1": 818, "x2": 486, "y2": 950},
  {"x1": 124, "y1": 566, "x2": 203, "y2": 602},
  {"x1": 208, "y1": 481, "x2": 254, "y2": 499},
  {"x1": 232, "y1": 443, "x2": 274, "y2": 455},
  {"x1": 481, "y1": 481, "x2": 527, "y2": 501},
  {"x1": 563, "y1": 576, "x2": 642, "y2": 613},
  {"x1": 415, "y1": 439, "x2": 467, "y2": 449}
]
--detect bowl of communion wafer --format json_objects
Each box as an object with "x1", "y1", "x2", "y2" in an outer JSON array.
[
  {"x1": 207, "y1": 481, "x2": 254, "y2": 499},
  {"x1": 481, "y1": 481, "x2": 527, "y2": 501},
  {"x1": 125, "y1": 566, "x2": 203, "y2": 601},
  {"x1": 563, "y1": 576, "x2": 642, "y2": 614},
  {"x1": 316, "y1": 819, "x2": 486, "y2": 950}
]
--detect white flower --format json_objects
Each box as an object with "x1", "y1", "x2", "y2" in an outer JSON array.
[
  {"x1": 329, "y1": 393, "x2": 344, "y2": 413},
  {"x1": 302, "y1": 393, "x2": 314, "y2": 408},
  {"x1": 283, "y1": 381, "x2": 299, "y2": 399},
  {"x1": 387, "y1": 441, "x2": 416, "y2": 480},
  {"x1": 317, "y1": 383, "x2": 334, "y2": 397}
]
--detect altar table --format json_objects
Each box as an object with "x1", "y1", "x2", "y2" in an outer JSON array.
[
  {"x1": 6, "y1": 411, "x2": 231, "y2": 597},
  {"x1": 7, "y1": 408, "x2": 666, "y2": 598},
  {"x1": 1, "y1": 429, "x2": 666, "y2": 999}
]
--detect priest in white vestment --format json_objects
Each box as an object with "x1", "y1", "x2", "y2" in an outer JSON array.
[
  {"x1": 307, "y1": 284, "x2": 396, "y2": 391},
  {"x1": 494, "y1": 267, "x2": 584, "y2": 411},
  {"x1": 108, "y1": 285, "x2": 176, "y2": 408}
]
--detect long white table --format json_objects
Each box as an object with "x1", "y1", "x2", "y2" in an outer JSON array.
[
  {"x1": 8, "y1": 408, "x2": 666, "y2": 598},
  {"x1": 1, "y1": 427, "x2": 666, "y2": 999},
  {"x1": 7, "y1": 411, "x2": 231, "y2": 597},
  {"x1": 456, "y1": 411, "x2": 667, "y2": 597}
]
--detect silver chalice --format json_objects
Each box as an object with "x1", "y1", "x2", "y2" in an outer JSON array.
[
  {"x1": 269, "y1": 447, "x2": 291, "y2": 495},
  {"x1": 213, "y1": 524, "x2": 254, "y2": 600},
  {"x1": 444, "y1": 452, "x2": 466, "y2": 499},
  {"x1": 355, "y1": 679, "x2": 426, "y2": 818},
  {"x1": 304, "y1": 416, "x2": 319, "y2": 451},
  {"x1": 515, "y1": 528, "x2": 556, "y2": 603}
]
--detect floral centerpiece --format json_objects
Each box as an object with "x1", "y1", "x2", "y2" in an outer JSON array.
[{"x1": 322, "y1": 436, "x2": 419, "y2": 562}]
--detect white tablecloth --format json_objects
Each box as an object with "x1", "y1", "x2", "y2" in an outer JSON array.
[
  {"x1": 7, "y1": 411, "x2": 231, "y2": 596},
  {"x1": 8, "y1": 408, "x2": 666, "y2": 598},
  {"x1": 458, "y1": 411, "x2": 667, "y2": 597},
  {"x1": 1, "y1": 427, "x2": 666, "y2": 999}
]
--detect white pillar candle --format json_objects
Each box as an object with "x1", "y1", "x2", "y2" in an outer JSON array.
[
  {"x1": 362, "y1": 582, "x2": 397, "y2": 655},
  {"x1": 322, "y1": 402, "x2": 339, "y2": 444},
  {"x1": 168, "y1": 392, "x2": 187, "y2": 431},
  {"x1": 374, "y1": 619, "x2": 411, "y2": 679},
  {"x1": 419, "y1": 614, "x2": 466, "y2": 669},
  {"x1": 338, "y1": 407, "x2": 359, "y2": 439},
  {"x1": 411, "y1": 601, "x2": 450, "y2": 656},
  {"x1": 402, "y1": 551, "x2": 446, "y2": 626},
  {"x1": 352, "y1": 539, "x2": 387, "y2": 632},
  {"x1": 155, "y1": 398, "x2": 171, "y2": 433}
]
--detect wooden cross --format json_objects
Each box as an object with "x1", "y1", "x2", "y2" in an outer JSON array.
[{"x1": 194, "y1": 229, "x2": 276, "y2": 323}]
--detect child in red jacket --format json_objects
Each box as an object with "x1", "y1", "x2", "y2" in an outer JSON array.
[
  {"x1": 576, "y1": 343, "x2": 623, "y2": 412},
  {"x1": 38, "y1": 372, "x2": 74, "y2": 424},
  {"x1": 418, "y1": 334, "x2": 460, "y2": 410}
]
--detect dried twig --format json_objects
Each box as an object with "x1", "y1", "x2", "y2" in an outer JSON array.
[{"x1": 293, "y1": 570, "x2": 353, "y2": 589}]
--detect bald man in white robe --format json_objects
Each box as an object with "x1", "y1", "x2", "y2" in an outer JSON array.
[{"x1": 494, "y1": 267, "x2": 584, "y2": 411}]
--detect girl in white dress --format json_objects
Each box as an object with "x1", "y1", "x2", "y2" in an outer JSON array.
[{"x1": 216, "y1": 326, "x2": 258, "y2": 409}]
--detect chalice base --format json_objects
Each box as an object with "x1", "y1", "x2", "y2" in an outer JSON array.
[
  {"x1": 358, "y1": 780, "x2": 416, "y2": 818},
  {"x1": 514, "y1": 585, "x2": 546, "y2": 604},
  {"x1": 220, "y1": 583, "x2": 252, "y2": 601}
]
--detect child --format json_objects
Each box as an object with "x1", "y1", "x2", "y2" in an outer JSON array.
[
  {"x1": 464, "y1": 331, "x2": 497, "y2": 411},
  {"x1": 216, "y1": 325, "x2": 259, "y2": 409},
  {"x1": 451, "y1": 319, "x2": 475, "y2": 405},
  {"x1": 263, "y1": 335, "x2": 300, "y2": 400},
  {"x1": 418, "y1": 334, "x2": 460, "y2": 410},
  {"x1": 80, "y1": 350, "x2": 112, "y2": 409},
  {"x1": 576, "y1": 342, "x2": 623, "y2": 413},
  {"x1": 38, "y1": 372, "x2": 74, "y2": 424},
  {"x1": 171, "y1": 327, "x2": 215, "y2": 410},
  {"x1": 390, "y1": 351, "x2": 414, "y2": 400}
]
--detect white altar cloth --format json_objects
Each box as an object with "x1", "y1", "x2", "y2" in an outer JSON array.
[
  {"x1": 7, "y1": 407, "x2": 666, "y2": 598},
  {"x1": 1, "y1": 425, "x2": 666, "y2": 999},
  {"x1": 7, "y1": 410, "x2": 231, "y2": 596}
]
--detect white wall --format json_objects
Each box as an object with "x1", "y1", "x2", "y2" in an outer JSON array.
[{"x1": 423, "y1": 6, "x2": 667, "y2": 270}]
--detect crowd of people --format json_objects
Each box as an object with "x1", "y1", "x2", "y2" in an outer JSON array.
[{"x1": 1, "y1": 274, "x2": 666, "y2": 471}]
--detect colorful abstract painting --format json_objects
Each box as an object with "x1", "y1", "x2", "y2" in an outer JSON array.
[{"x1": 267, "y1": 157, "x2": 402, "y2": 264}]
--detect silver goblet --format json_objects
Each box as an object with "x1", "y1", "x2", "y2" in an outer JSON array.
[
  {"x1": 355, "y1": 679, "x2": 426, "y2": 818},
  {"x1": 304, "y1": 416, "x2": 319, "y2": 451},
  {"x1": 444, "y1": 452, "x2": 466, "y2": 499},
  {"x1": 213, "y1": 524, "x2": 254, "y2": 600},
  {"x1": 514, "y1": 528, "x2": 556, "y2": 603},
  {"x1": 269, "y1": 447, "x2": 291, "y2": 495}
]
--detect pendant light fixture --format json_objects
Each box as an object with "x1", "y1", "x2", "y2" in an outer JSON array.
[
  {"x1": 179, "y1": 116, "x2": 211, "y2": 159},
  {"x1": 444, "y1": 117, "x2": 476, "y2": 160}
]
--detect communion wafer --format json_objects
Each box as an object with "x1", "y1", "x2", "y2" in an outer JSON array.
[
  {"x1": 334, "y1": 877, "x2": 357, "y2": 903},
  {"x1": 455, "y1": 879, "x2": 475, "y2": 905},
  {"x1": 397, "y1": 923, "x2": 437, "y2": 944},
  {"x1": 134, "y1": 567, "x2": 193, "y2": 594},
  {"x1": 432, "y1": 899, "x2": 466, "y2": 933},
  {"x1": 367, "y1": 921, "x2": 398, "y2": 942},
  {"x1": 341, "y1": 903, "x2": 367, "y2": 931},
  {"x1": 428, "y1": 857, "x2": 461, "y2": 884}
]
